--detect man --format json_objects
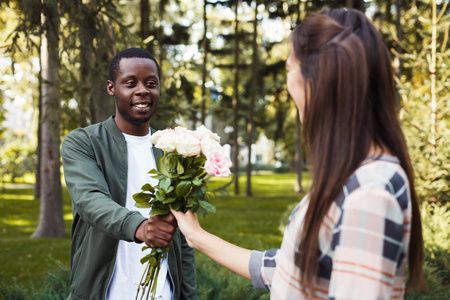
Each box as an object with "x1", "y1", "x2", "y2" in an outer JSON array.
[{"x1": 61, "y1": 48, "x2": 197, "y2": 300}]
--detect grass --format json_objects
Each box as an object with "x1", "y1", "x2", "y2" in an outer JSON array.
[
  {"x1": 0, "y1": 173, "x2": 308, "y2": 299},
  {"x1": 0, "y1": 172, "x2": 449, "y2": 299},
  {"x1": 0, "y1": 186, "x2": 72, "y2": 288}
]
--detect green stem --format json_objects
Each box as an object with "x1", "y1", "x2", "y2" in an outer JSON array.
[{"x1": 136, "y1": 261, "x2": 151, "y2": 300}]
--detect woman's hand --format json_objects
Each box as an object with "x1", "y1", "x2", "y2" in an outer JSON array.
[
  {"x1": 169, "y1": 207, "x2": 204, "y2": 249},
  {"x1": 170, "y1": 206, "x2": 252, "y2": 280}
]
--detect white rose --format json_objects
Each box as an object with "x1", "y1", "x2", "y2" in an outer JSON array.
[
  {"x1": 154, "y1": 131, "x2": 177, "y2": 153},
  {"x1": 194, "y1": 125, "x2": 220, "y2": 143},
  {"x1": 175, "y1": 133, "x2": 201, "y2": 156},
  {"x1": 150, "y1": 129, "x2": 172, "y2": 145},
  {"x1": 200, "y1": 138, "x2": 224, "y2": 157}
]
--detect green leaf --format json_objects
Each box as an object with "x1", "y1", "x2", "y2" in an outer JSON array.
[
  {"x1": 160, "y1": 177, "x2": 171, "y2": 191},
  {"x1": 133, "y1": 192, "x2": 152, "y2": 203},
  {"x1": 155, "y1": 189, "x2": 166, "y2": 201},
  {"x1": 179, "y1": 174, "x2": 193, "y2": 180},
  {"x1": 135, "y1": 202, "x2": 152, "y2": 208},
  {"x1": 192, "y1": 188, "x2": 205, "y2": 199},
  {"x1": 206, "y1": 191, "x2": 216, "y2": 202},
  {"x1": 194, "y1": 156, "x2": 206, "y2": 166},
  {"x1": 149, "y1": 256, "x2": 158, "y2": 266},
  {"x1": 150, "y1": 203, "x2": 170, "y2": 216},
  {"x1": 183, "y1": 156, "x2": 194, "y2": 169},
  {"x1": 166, "y1": 186, "x2": 174, "y2": 194},
  {"x1": 192, "y1": 178, "x2": 203, "y2": 186},
  {"x1": 148, "y1": 169, "x2": 160, "y2": 175},
  {"x1": 157, "y1": 156, "x2": 169, "y2": 176},
  {"x1": 140, "y1": 256, "x2": 150, "y2": 264},
  {"x1": 177, "y1": 161, "x2": 185, "y2": 174},
  {"x1": 168, "y1": 156, "x2": 179, "y2": 173},
  {"x1": 141, "y1": 183, "x2": 155, "y2": 193},
  {"x1": 163, "y1": 197, "x2": 176, "y2": 204},
  {"x1": 199, "y1": 199, "x2": 216, "y2": 213},
  {"x1": 169, "y1": 173, "x2": 180, "y2": 179},
  {"x1": 151, "y1": 174, "x2": 165, "y2": 180},
  {"x1": 170, "y1": 200, "x2": 181, "y2": 211},
  {"x1": 175, "y1": 181, "x2": 192, "y2": 197}
]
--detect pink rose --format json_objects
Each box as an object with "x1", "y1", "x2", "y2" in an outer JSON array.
[{"x1": 205, "y1": 151, "x2": 232, "y2": 177}]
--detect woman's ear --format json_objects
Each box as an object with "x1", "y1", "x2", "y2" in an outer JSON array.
[{"x1": 107, "y1": 80, "x2": 115, "y2": 96}]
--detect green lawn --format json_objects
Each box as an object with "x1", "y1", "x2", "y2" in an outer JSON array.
[
  {"x1": 0, "y1": 173, "x2": 309, "y2": 299},
  {"x1": 0, "y1": 173, "x2": 448, "y2": 299},
  {"x1": 0, "y1": 187, "x2": 72, "y2": 287}
]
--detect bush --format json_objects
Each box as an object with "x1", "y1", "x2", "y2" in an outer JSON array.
[
  {"x1": 0, "y1": 262, "x2": 70, "y2": 300},
  {"x1": 420, "y1": 203, "x2": 450, "y2": 284},
  {"x1": 196, "y1": 254, "x2": 269, "y2": 300}
]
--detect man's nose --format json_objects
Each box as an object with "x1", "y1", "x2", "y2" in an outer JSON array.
[{"x1": 135, "y1": 81, "x2": 149, "y2": 95}]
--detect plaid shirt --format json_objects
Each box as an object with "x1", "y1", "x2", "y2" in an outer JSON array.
[{"x1": 249, "y1": 155, "x2": 411, "y2": 299}]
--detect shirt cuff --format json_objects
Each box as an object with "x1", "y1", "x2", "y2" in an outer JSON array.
[{"x1": 249, "y1": 250, "x2": 267, "y2": 290}]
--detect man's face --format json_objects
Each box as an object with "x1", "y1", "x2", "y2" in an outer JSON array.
[{"x1": 107, "y1": 57, "x2": 160, "y2": 135}]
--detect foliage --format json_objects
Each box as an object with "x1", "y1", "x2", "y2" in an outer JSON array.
[
  {"x1": 421, "y1": 202, "x2": 450, "y2": 285},
  {"x1": 134, "y1": 154, "x2": 214, "y2": 216},
  {"x1": 398, "y1": 1, "x2": 450, "y2": 205},
  {"x1": 0, "y1": 262, "x2": 70, "y2": 300},
  {"x1": 0, "y1": 138, "x2": 36, "y2": 182}
]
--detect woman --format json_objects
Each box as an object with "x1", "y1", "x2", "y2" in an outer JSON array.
[{"x1": 171, "y1": 10, "x2": 424, "y2": 299}]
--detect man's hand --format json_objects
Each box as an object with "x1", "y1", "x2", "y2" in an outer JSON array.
[{"x1": 135, "y1": 213, "x2": 177, "y2": 248}]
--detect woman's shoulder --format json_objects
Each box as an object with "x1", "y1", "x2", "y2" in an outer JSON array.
[
  {"x1": 350, "y1": 155, "x2": 407, "y2": 186},
  {"x1": 340, "y1": 155, "x2": 410, "y2": 210}
]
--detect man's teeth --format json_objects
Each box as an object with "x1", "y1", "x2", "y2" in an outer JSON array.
[{"x1": 135, "y1": 103, "x2": 149, "y2": 108}]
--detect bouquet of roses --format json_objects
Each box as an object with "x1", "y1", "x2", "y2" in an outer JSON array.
[{"x1": 133, "y1": 125, "x2": 231, "y2": 300}]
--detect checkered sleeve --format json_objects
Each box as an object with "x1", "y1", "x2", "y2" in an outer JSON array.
[
  {"x1": 249, "y1": 249, "x2": 279, "y2": 290},
  {"x1": 328, "y1": 187, "x2": 405, "y2": 299}
]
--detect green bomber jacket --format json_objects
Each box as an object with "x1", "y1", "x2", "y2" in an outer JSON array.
[{"x1": 61, "y1": 116, "x2": 197, "y2": 300}]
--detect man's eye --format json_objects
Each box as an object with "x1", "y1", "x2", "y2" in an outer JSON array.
[
  {"x1": 147, "y1": 81, "x2": 157, "y2": 87},
  {"x1": 125, "y1": 81, "x2": 136, "y2": 85}
]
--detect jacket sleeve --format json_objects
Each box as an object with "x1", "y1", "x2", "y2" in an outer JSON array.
[{"x1": 61, "y1": 129, "x2": 145, "y2": 242}]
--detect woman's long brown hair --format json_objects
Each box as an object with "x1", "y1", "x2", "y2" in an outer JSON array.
[{"x1": 290, "y1": 10, "x2": 424, "y2": 295}]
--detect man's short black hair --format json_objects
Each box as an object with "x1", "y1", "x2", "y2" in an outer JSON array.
[{"x1": 109, "y1": 48, "x2": 161, "y2": 83}]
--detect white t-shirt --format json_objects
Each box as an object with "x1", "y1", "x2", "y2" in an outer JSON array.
[{"x1": 106, "y1": 132, "x2": 172, "y2": 300}]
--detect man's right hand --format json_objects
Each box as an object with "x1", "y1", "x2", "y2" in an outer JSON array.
[{"x1": 135, "y1": 213, "x2": 177, "y2": 248}]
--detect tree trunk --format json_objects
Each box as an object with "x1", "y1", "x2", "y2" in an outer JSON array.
[
  {"x1": 394, "y1": 0, "x2": 403, "y2": 80},
  {"x1": 246, "y1": 0, "x2": 259, "y2": 197},
  {"x1": 93, "y1": 23, "x2": 116, "y2": 123},
  {"x1": 32, "y1": 0, "x2": 64, "y2": 238},
  {"x1": 157, "y1": 0, "x2": 165, "y2": 67},
  {"x1": 34, "y1": 45, "x2": 42, "y2": 200},
  {"x1": 430, "y1": 0, "x2": 437, "y2": 156},
  {"x1": 232, "y1": 0, "x2": 240, "y2": 195},
  {"x1": 76, "y1": 0, "x2": 94, "y2": 127},
  {"x1": 200, "y1": 0, "x2": 208, "y2": 125}
]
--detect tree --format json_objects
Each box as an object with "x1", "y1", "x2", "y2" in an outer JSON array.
[
  {"x1": 397, "y1": 0, "x2": 449, "y2": 205},
  {"x1": 232, "y1": 0, "x2": 240, "y2": 195},
  {"x1": 32, "y1": 0, "x2": 65, "y2": 238},
  {"x1": 245, "y1": 0, "x2": 260, "y2": 196}
]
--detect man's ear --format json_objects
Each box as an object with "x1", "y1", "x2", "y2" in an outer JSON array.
[{"x1": 107, "y1": 80, "x2": 115, "y2": 96}]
